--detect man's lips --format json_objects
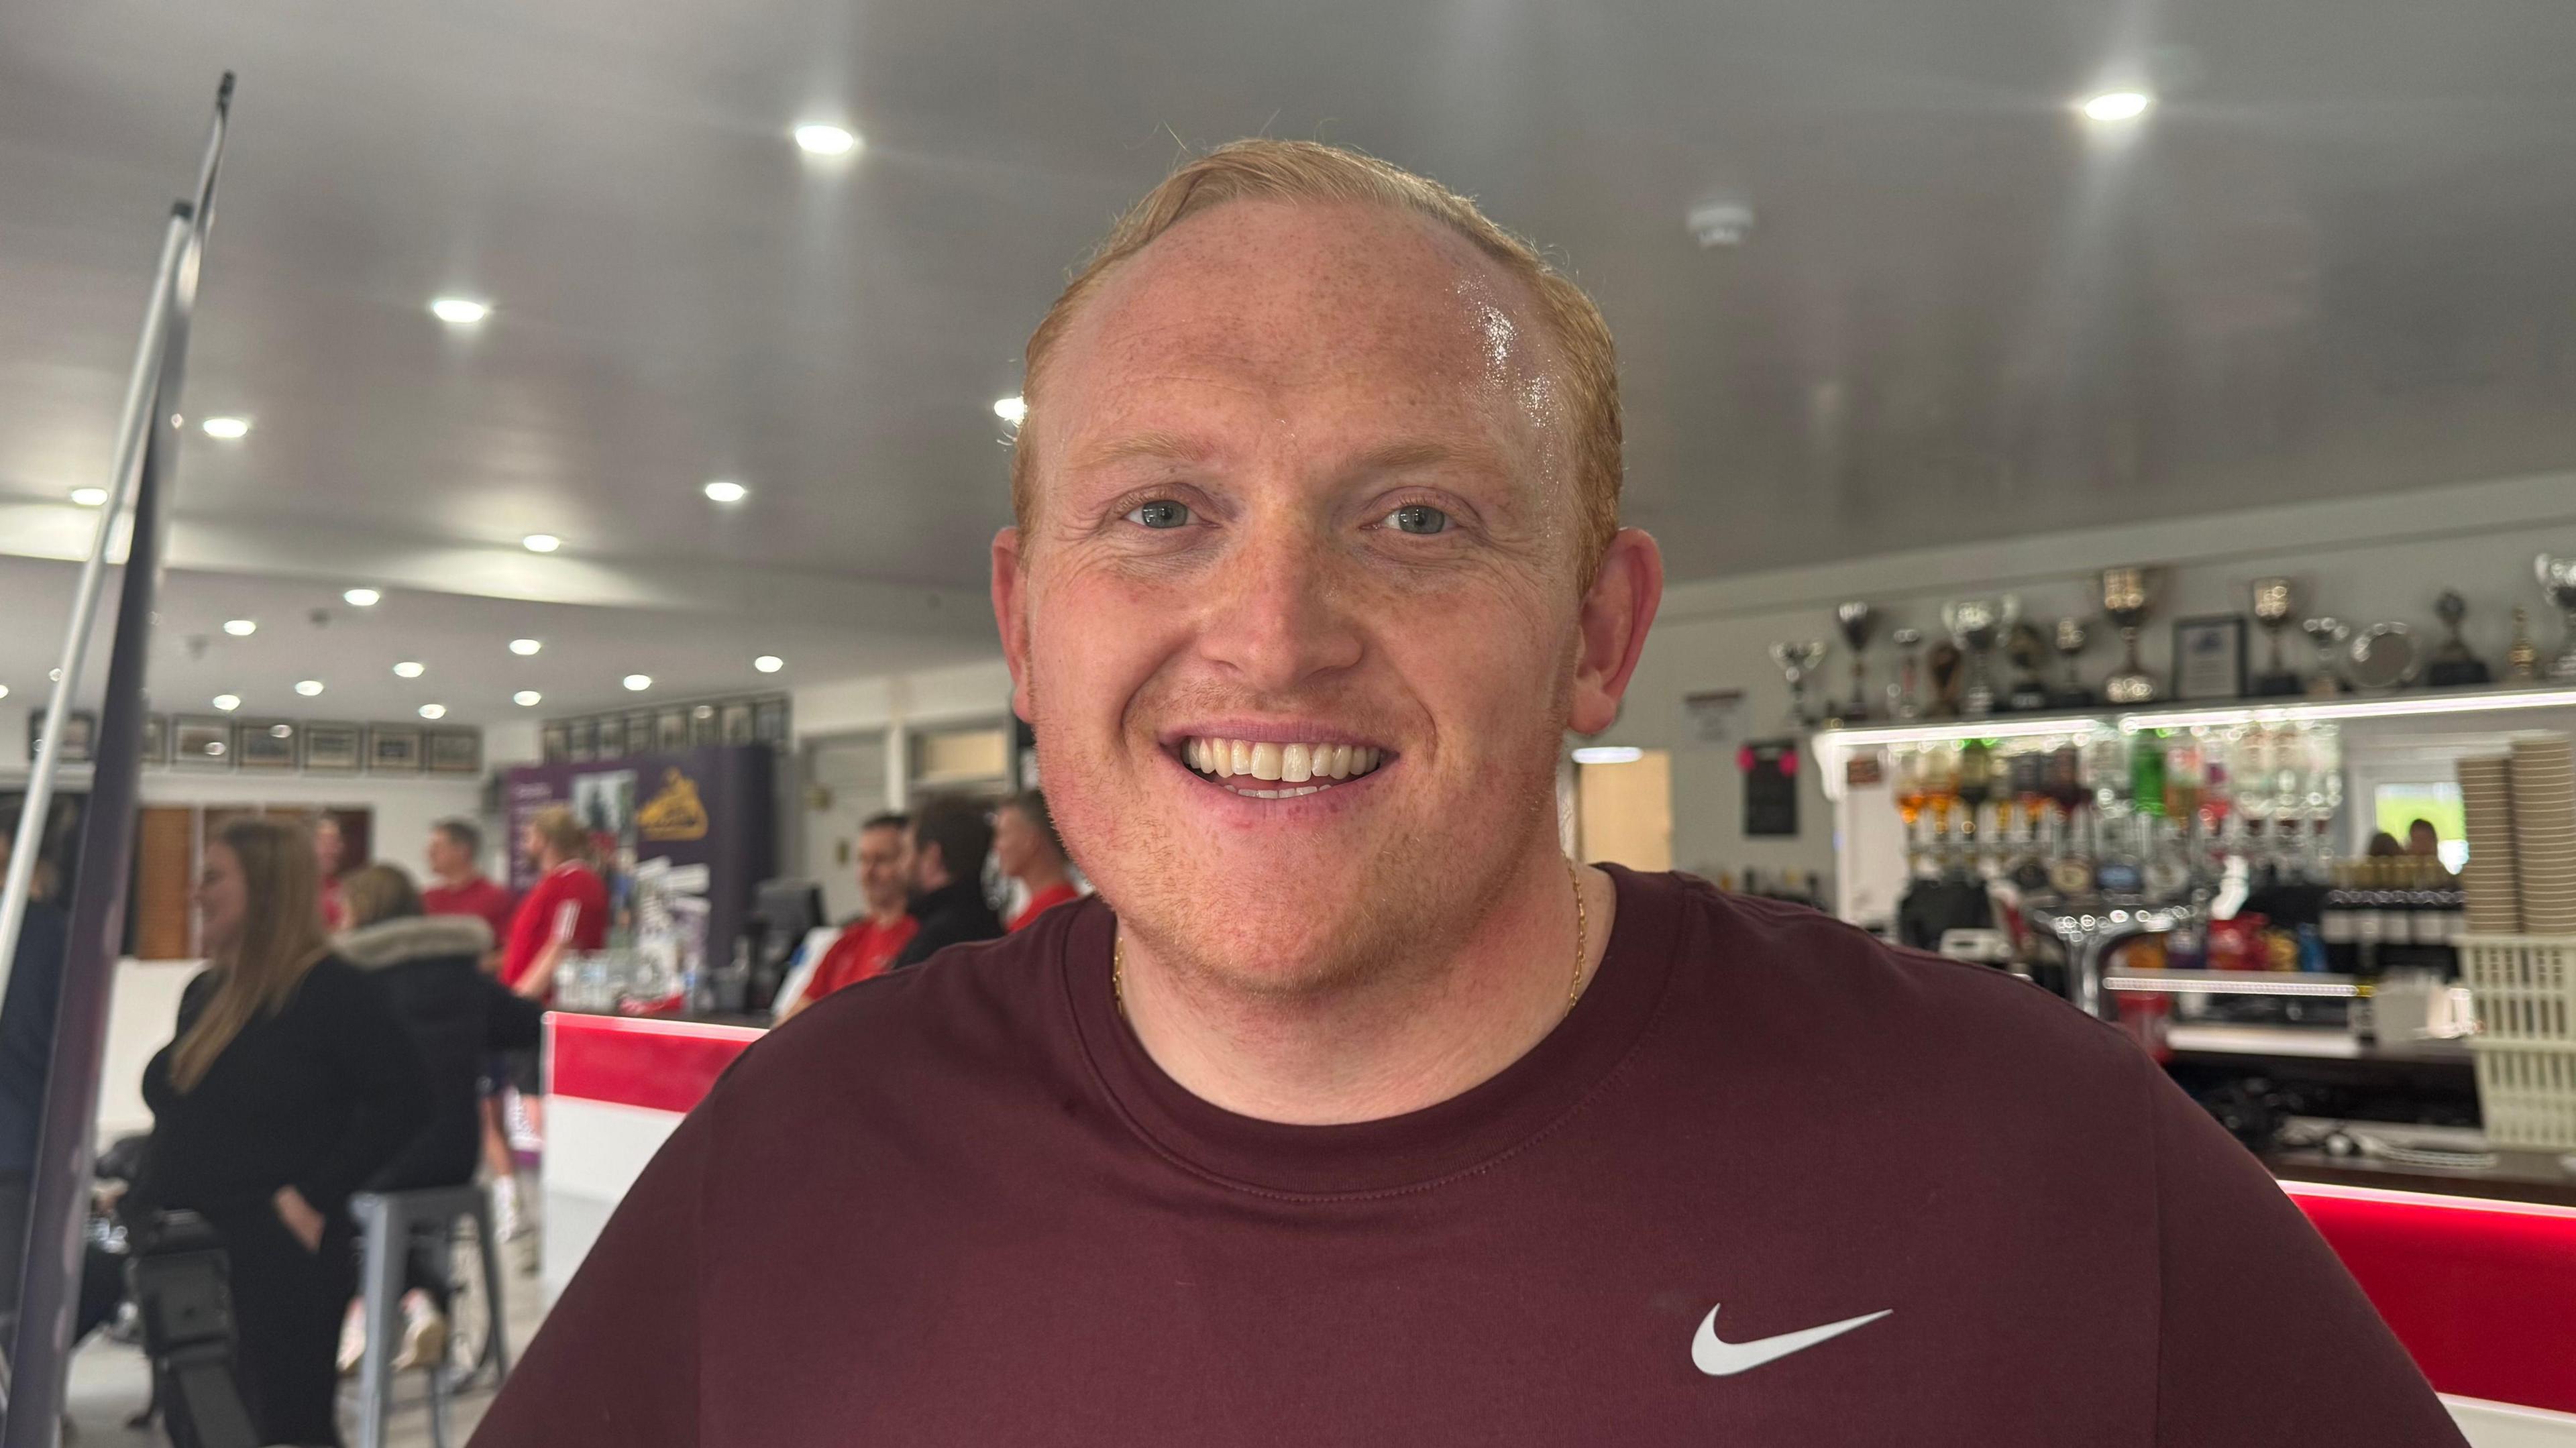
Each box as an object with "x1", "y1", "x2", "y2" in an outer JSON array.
[{"x1": 1167, "y1": 732, "x2": 1392, "y2": 797}]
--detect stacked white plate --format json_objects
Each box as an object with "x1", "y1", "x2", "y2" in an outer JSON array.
[
  {"x1": 2510, "y1": 732, "x2": 2576, "y2": 934},
  {"x1": 2459, "y1": 753, "x2": 2522, "y2": 934}
]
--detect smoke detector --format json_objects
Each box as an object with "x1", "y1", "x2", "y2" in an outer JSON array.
[{"x1": 1688, "y1": 201, "x2": 1756, "y2": 249}]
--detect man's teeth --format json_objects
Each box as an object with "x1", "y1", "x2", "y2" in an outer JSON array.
[{"x1": 1183, "y1": 738, "x2": 1383, "y2": 785}]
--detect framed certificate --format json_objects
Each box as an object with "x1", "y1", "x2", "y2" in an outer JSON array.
[{"x1": 2171, "y1": 615, "x2": 2248, "y2": 701}]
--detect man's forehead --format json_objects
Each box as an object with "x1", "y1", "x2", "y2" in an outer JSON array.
[{"x1": 1053, "y1": 199, "x2": 1552, "y2": 399}]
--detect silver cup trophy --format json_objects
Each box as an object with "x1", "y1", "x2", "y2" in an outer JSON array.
[
  {"x1": 2538, "y1": 553, "x2": 2576, "y2": 680},
  {"x1": 1887, "y1": 628, "x2": 1925, "y2": 720},
  {"x1": 1833, "y1": 601, "x2": 1876, "y2": 723},
  {"x1": 2051, "y1": 616, "x2": 2093, "y2": 706},
  {"x1": 1939, "y1": 596, "x2": 2012, "y2": 717},
  {"x1": 2249, "y1": 577, "x2": 2302, "y2": 695},
  {"x1": 2100, "y1": 567, "x2": 2158, "y2": 705},
  {"x1": 2300, "y1": 616, "x2": 2350, "y2": 698},
  {"x1": 1769, "y1": 640, "x2": 1830, "y2": 728}
]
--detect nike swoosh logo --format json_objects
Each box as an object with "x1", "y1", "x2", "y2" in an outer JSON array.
[{"x1": 1690, "y1": 1302, "x2": 1892, "y2": 1377}]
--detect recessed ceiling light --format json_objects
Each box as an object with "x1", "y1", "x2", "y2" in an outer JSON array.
[
  {"x1": 514, "y1": 690, "x2": 543, "y2": 707},
  {"x1": 211, "y1": 693, "x2": 241, "y2": 712},
  {"x1": 623, "y1": 674, "x2": 653, "y2": 691},
  {"x1": 223, "y1": 618, "x2": 256, "y2": 636},
  {"x1": 753, "y1": 655, "x2": 784, "y2": 673},
  {"x1": 792, "y1": 123, "x2": 860, "y2": 156},
  {"x1": 430, "y1": 296, "x2": 490, "y2": 325},
  {"x1": 419, "y1": 703, "x2": 447, "y2": 720},
  {"x1": 294, "y1": 679, "x2": 325, "y2": 697},
  {"x1": 0, "y1": 685, "x2": 10, "y2": 701},
  {"x1": 993, "y1": 395, "x2": 1028, "y2": 425},
  {"x1": 509, "y1": 638, "x2": 543, "y2": 656},
  {"x1": 343, "y1": 588, "x2": 381, "y2": 607},
  {"x1": 70, "y1": 488, "x2": 107, "y2": 508},
  {"x1": 2078, "y1": 90, "x2": 2153, "y2": 123},
  {"x1": 702, "y1": 480, "x2": 749, "y2": 504},
  {"x1": 393, "y1": 661, "x2": 426, "y2": 679},
  {"x1": 522, "y1": 533, "x2": 561, "y2": 553},
  {"x1": 201, "y1": 416, "x2": 251, "y2": 439}
]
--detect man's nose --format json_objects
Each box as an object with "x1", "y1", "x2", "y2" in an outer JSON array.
[{"x1": 1199, "y1": 528, "x2": 1365, "y2": 691}]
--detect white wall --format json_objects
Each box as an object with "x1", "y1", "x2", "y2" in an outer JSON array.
[{"x1": 1595, "y1": 469, "x2": 2576, "y2": 887}]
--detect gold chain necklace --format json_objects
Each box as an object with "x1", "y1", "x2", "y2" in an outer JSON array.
[{"x1": 1112, "y1": 856, "x2": 1591, "y2": 1017}]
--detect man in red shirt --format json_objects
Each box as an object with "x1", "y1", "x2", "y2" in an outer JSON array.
[
  {"x1": 504, "y1": 805, "x2": 608, "y2": 1001},
  {"x1": 995, "y1": 789, "x2": 1081, "y2": 932},
  {"x1": 420, "y1": 818, "x2": 515, "y2": 969},
  {"x1": 775, "y1": 814, "x2": 918, "y2": 1021},
  {"x1": 480, "y1": 143, "x2": 2465, "y2": 1446}
]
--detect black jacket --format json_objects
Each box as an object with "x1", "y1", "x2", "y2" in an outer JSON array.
[
  {"x1": 337, "y1": 913, "x2": 541, "y2": 1191},
  {"x1": 0, "y1": 898, "x2": 69, "y2": 1176},
  {"x1": 890, "y1": 879, "x2": 1004, "y2": 970},
  {"x1": 136, "y1": 956, "x2": 431, "y2": 1224}
]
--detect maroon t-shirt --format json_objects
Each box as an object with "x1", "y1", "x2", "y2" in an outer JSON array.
[{"x1": 475, "y1": 868, "x2": 2461, "y2": 1446}]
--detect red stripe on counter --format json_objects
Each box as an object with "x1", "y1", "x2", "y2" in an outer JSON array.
[
  {"x1": 2288, "y1": 1182, "x2": 2576, "y2": 1414},
  {"x1": 546, "y1": 1013, "x2": 764, "y2": 1116}
]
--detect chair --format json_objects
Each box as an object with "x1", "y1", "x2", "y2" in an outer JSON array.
[{"x1": 348, "y1": 1184, "x2": 511, "y2": 1448}]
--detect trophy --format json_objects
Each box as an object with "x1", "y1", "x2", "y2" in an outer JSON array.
[
  {"x1": 1925, "y1": 640, "x2": 1965, "y2": 718},
  {"x1": 2424, "y1": 590, "x2": 2491, "y2": 688},
  {"x1": 1888, "y1": 628, "x2": 1925, "y2": 720},
  {"x1": 2249, "y1": 577, "x2": 2302, "y2": 695},
  {"x1": 2050, "y1": 616, "x2": 2095, "y2": 707},
  {"x1": 2508, "y1": 606, "x2": 2542, "y2": 681},
  {"x1": 2002, "y1": 621, "x2": 2051, "y2": 712},
  {"x1": 2347, "y1": 622, "x2": 2420, "y2": 691},
  {"x1": 2100, "y1": 567, "x2": 2158, "y2": 705},
  {"x1": 1940, "y1": 596, "x2": 2013, "y2": 717},
  {"x1": 2540, "y1": 553, "x2": 2576, "y2": 680},
  {"x1": 1769, "y1": 640, "x2": 1829, "y2": 728},
  {"x1": 1833, "y1": 602, "x2": 1876, "y2": 723},
  {"x1": 2300, "y1": 616, "x2": 2350, "y2": 698}
]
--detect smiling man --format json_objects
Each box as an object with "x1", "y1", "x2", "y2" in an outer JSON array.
[{"x1": 476, "y1": 142, "x2": 2461, "y2": 1446}]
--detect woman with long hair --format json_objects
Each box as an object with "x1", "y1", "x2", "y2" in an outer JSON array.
[{"x1": 130, "y1": 818, "x2": 430, "y2": 1446}]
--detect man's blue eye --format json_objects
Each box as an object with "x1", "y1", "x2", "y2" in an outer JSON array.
[
  {"x1": 1126, "y1": 500, "x2": 1191, "y2": 530},
  {"x1": 1389, "y1": 504, "x2": 1449, "y2": 535}
]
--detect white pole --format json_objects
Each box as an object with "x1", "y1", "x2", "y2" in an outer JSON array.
[{"x1": 0, "y1": 211, "x2": 193, "y2": 1002}]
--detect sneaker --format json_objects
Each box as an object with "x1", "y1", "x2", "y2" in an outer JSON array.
[
  {"x1": 394, "y1": 1294, "x2": 448, "y2": 1374},
  {"x1": 337, "y1": 1298, "x2": 366, "y2": 1376},
  {"x1": 492, "y1": 1174, "x2": 525, "y2": 1243}
]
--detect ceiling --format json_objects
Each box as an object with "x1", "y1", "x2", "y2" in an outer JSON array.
[{"x1": 5, "y1": 0, "x2": 2575, "y2": 721}]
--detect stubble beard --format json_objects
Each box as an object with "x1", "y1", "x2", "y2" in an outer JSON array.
[{"x1": 1031, "y1": 662, "x2": 1575, "y2": 1009}]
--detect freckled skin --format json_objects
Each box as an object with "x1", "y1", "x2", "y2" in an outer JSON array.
[{"x1": 992, "y1": 199, "x2": 1661, "y2": 1117}]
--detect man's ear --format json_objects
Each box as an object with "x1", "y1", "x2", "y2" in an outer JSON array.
[
  {"x1": 1568, "y1": 528, "x2": 1664, "y2": 736},
  {"x1": 991, "y1": 526, "x2": 1034, "y2": 722}
]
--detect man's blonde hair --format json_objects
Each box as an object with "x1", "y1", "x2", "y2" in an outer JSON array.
[{"x1": 1011, "y1": 139, "x2": 1622, "y2": 585}]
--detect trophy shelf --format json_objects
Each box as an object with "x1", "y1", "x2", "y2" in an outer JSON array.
[{"x1": 1810, "y1": 680, "x2": 2576, "y2": 800}]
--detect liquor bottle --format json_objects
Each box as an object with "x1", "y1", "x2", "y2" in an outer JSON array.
[{"x1": 2131, "y1": 733, "x2": 2168, "y2": 819}]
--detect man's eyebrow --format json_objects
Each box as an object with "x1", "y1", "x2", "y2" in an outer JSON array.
[{"x1": 1064, "y1": 431, "x2": 1220, "y2": 472}]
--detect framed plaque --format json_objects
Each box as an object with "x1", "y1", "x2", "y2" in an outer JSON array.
[
  {"x1": 596, "y1": 715, "x2": 627, "y2": 761},
  {"x1": 567, "y1": 718, "x2": 596, "y2": 763},
  {"x1": 626, "y1": 711, "x2": 657, "y2": 755},
  {"x1": 541, "y1": 722, "x2": 570, "y2": 764},
  {"x1": 427, "y1": 728, "x2": 483, "y2": 775},
  {"x1": 238, "y1": 720, "x2": 299, "y2": 771},
  {"x1": 304, "y1": 722, "x2": 363, "y2": 773},
  {"x1": 27, "y1": 710, "x2": 96, "y2": 764},
  {"x1": 174, "y1": 716, "x2": 233, "y2": 769},
  {"x1": 753, "y1": 698, "x2": 789, "y2": 746},
  {"x1": 655, "y1": 708, "x2": 690, "y2": 753},
  {"x1": 720, "y1": 701, "x2": 755, "y2": 744},
  {"x1": 2171, "y1": 615, "x2": 2249, "y2": 701},
  {"x1": 140, "y1": 714, "x2": 170, "y2": 767},
  {"x1": 690, "y1": 703, "x2": 720, "y2": 747},
  {"x1": 369, "y1": 726, "x2": 424, "y2": 774}
]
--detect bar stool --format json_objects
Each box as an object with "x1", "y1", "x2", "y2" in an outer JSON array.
[{"x1": 349, "y1": 1183, "x2": 511, "y2": 1448}]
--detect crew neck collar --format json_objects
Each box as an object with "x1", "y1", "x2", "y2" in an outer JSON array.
[{"x1": 1060, "y1": 864, "x2": 1678, "y2": 1199}]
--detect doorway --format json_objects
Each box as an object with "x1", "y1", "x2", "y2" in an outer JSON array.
[{"x1": 1574, "y1": 748, "x2": 1673, "y2": 872}]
